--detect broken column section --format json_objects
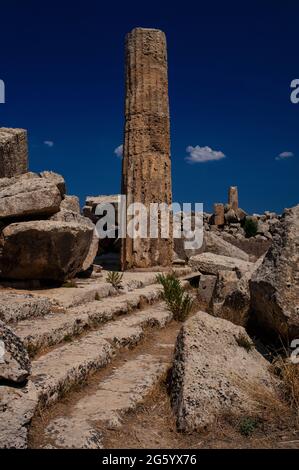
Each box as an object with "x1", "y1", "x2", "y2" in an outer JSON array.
[
  {"x1": 213, "y1": 203, "x2": 225, "y2": 226},
  {"x1": 121, "y1": 28, "x2": 173, "y2": 270},
  {"x1": 0, "y1": 128, "x2": 28, "y2": 178},
  {"x1": 228, "y1": 186, "x2": 238, "y2": 211}
]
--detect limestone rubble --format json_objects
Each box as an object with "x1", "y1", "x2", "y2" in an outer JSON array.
[{"x1": 250, "y1": 204, "x2": 299, "y2": 340}]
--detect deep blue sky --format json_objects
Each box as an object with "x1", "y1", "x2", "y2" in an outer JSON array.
[{"x1": 0, "y1": 0, "x2": 298, "y2": 213}]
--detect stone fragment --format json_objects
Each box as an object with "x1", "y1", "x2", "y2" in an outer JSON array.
[
  {"x1": 197, "y1": 274, "x2": 217, "y2": 307},
  {"x1": 171, "y1": 312, "x2": 277, "y2": 432},
  {"x1": 189, "y1": 252, "x2": 253, "y2": 276},
  {"x1": 0, "y1": 173, "x2": 61, "y2": 219},
  {"x1": 0, "y1": 382, "x2": 37, "y2": 448},
  {"x1": 60, "y1": 195, "x2": 80, "y2": 213},
  {"x1": 39, "y1": 171, "x2": 66, "y2": 197},
  {"x1": 51, "y1": 210, "x2": 99, "y2": 272},
  {"x1": 203, "y1": 232, "x2": 249, "y2": 261},
  {"x1": 0, "y1": 128, "x2": 28, "y2": 178},
  {"x1": 0, "y1": 321, "x2": 31, "y2": 383},
  {"x1": 0, "y1": 220, "x2": 94, "y2": 281},
  {"x1": 250, "y1": 205, "x2": 299, "y2": 340},
  {"x1": 225, "y1": 208, "x2": 239, "y2": 224}
]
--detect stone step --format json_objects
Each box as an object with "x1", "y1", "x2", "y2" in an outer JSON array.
[
  {"x1": 0, "y1": 292, "x2": 52, "y2": 324},
  {"x1": 17, "y1": 266, "x2": 192, "y2": 310},
  {"x1": 39, "y1": 353, "x2": 171, "y2": 449},
  {"x1": 30, "y1": 303, "x2": 172, "y2": 409},
  {"x1": 13, "y1": 283, "x2": 165, "y2": 357}
]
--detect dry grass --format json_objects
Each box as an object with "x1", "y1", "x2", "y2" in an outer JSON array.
[
  {"x1": 62, "y1": 279, "x2": 78, "y2": 288},
  {"x1": 271, "y1": 357, "x2": 299, "y2": 415}
]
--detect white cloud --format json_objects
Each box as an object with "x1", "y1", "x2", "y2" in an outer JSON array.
[
  {"x1": 44, "y1": 140, "x2": 54, "y2": 148},
  {"x1": 185, "y1": 145, "x2": 226, "y2": 163},
  {"x1": 114, "y1": 144, "x2": 123, "y2": 158},
  {"x1": 275, "y1": 151, "x2": 294, "y2": 161}
]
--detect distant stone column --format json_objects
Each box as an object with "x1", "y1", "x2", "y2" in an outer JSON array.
[
  {"x1": 214, "y1": 203, "x2": 225, "y2": 226},
  {"x1": 0, "y1": 128, "x2": 28, "y2": 178},
  {"x1": 121, "y1": 28, "x2": 173, "y2": 270},
  {"x1": 228, "y1": 186, "x2": 238, "y2": 211}
]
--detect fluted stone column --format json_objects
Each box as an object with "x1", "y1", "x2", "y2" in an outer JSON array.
[
  {"x1": 0, "y1": 128, "x2": 28, "y2": 178},
  {"x1": 121, "y1": 28, "x2": 173, "y2": 270},
  {"x1": 228, "y1": 186, "x2": 238, "y2": 211}
]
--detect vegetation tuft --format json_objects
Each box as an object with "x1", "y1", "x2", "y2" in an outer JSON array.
[
  {"x1": 239, "y1": 416, "x2": 259, "y2": 436},
  {"x1": 236, "y1": 333, "x2": 254, "y2": 352},
  {"x1": 156, "y1": 273, "x2": 194, "y2": 322},
  {"x1": 106, "y1": 271, "x2": 124, "y2": 289},
  {"x1": 62, "y1": 280, "x2": 78, "y2": 288},
  {"x1": 244, "y1": 218, "x2": 258, "y2": 238}
]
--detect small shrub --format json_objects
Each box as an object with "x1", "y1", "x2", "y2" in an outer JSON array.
[
  {"x1": 63, "y1": 334, "x2": 73, "y2": 343},
  {"x1": 62, "y1": 280, "x2": 78, "y2": 288},
  {"x1": 239, "y1": 416, "x2": 259, "y2": 436},
  {"x1": 244, "y1": 218, "x2": 258, "y2": 238},
  {"x1": 156, "y1": 273, "x2": 194, "y2": 322},
  {"x1": 106, "y1": 271, "x2": 124, "y2": 289},
  {"x1": 236, "y1": 333, "x2": 254, "y2": 352}
]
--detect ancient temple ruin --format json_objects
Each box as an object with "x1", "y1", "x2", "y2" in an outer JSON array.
[{"x1": 121, "y1": 27, "x2": 173, "y2": 270}]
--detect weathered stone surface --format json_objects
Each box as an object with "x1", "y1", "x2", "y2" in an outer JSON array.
[
  {"x1": 228, "y1": 186, "x2": 238, "y2": 211},
  {"x1": 174, "y1": 228, "x2": 249, "y2": 262},
  {"x1": 215, "y1": 256, "x2": 265, "y2": 326},
  {"x1": 236, "y1": 207, "x2": 247, "y2": 222},
  {"x1": 189, "y1": 252, "x2": 253, "y2": 276},
  {"x1": 83, "y1": 195, "x2": 120, "y2": 257},
  {"x1": 0, "y1": 382, "x2": 37, "y2": 448},
  {"x1": 0, "y1": 128, "x2": 28, "y2": 178},
  {"x1": 213, "y1": 203, "x2": 225, "y2": 226},
  {"x1": 0, "y1": 220, "x2": 94, "y2": 281},
  {"x1": 13, "y1": 282, "x2": 164, "y2": 355},
  {"x1": 257, "y1": 220, "x2": 272, "y2": 239},
  {"x1": 211, "y1": 269, "x2": 250, "y2": 326},
  {"x1": 39, "y1": 171, "x2": 66, "y2": 197},
  {"x1": 121, "y1": 28, "x2": 173, "y2": 269},
  {"x1": 171, "y1": 312, "x2": 276, "y2": 432},
  {"x1": 220, "y1": 232, "x2": 271, "y2": 260},
  {"x1": 30, "y1": 303, "x2": 172, "y2": 408},
  {"x1": 250, "y1": 205, "x2": 299, "y2": 340},
  {"x1": 203, "y1": 232, "x2": 249, "y2": 261},
  {"x1": 0, "y1": 293, "x2": 52, "y2": 324},
  {"x1": 0, "y1": 321, "x2": 31, "y2": 383},
  {"x1": 60, "y1": 195, "x2": 80, "y2": 213},
  {"x1": 81, "y1": 230, "x2": 99, "y2": 272},
  {"x1": 0, "y1": 173, "x2": 61, "y2": 219},
  {"x1": 51, "y1": 210, "x2": 99, "y2": 272},
  {"x1": 43, "y1": 354, "x2": 169, "y2": 448},
  {"x1": 225, "y1": 208, "x2": 239, "y2": 224},
  {"x1": 197, "y1": 274, "x2": 217, "y2": 307}
]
